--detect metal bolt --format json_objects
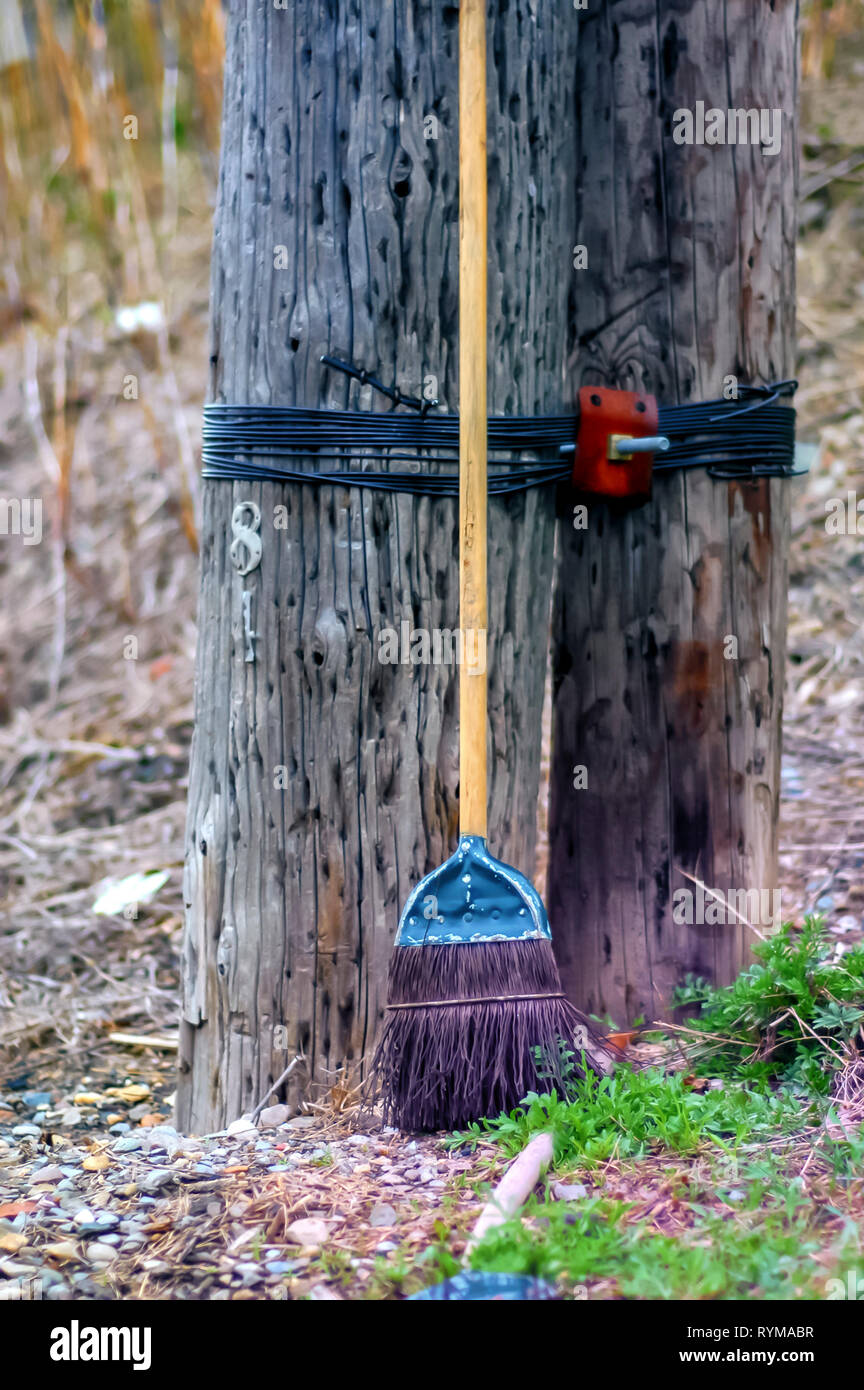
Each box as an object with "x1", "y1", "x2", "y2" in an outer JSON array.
[{"x1": 610, "y1": 434, "x2": 670, "y2": 457}]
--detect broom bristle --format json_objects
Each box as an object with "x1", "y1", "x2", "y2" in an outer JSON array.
[{"x1": 373, "y1": 939, "x2": 618, "y2": 1132}]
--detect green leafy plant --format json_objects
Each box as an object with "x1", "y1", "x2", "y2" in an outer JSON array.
[
  {"x1": 464, "y1": 1193, "x2": 856, "y2": 1300},
  {"x1": 455, "y1": 1065, "x2": 808, "y2": 1166},
  {"x1": 674, "y1": 918, "x2": 864, "y2": 1083}
]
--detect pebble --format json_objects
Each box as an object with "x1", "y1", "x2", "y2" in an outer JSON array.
[
  {"x1": 22, "y1": 1092, "x2": 52, "y2": 1109},
  {"x1": 139, "y1": 1169, "x2": 176, "y2": 1193},
  {"x1": 87, "y1": 1243, "x2": 118, "y2": 1263},
  {"x1": 11, "y1": 1124, "x2": 40, "y2": 1138},
  {"x1": 44, "y1": 1242, "x2": 81, "y2": 1261},
  {"x1": 369, "y1": 1203, "x2": 397, "y2": 1228},
  {"x1": 30, "y1": 1165, "x2": 64, "y2": 1184},
  {"x1": 285, "y1": 1217, "x2": 329, "y2": 1247},
  {"x1": 113, "y1": 1135, "x2": 144, "y2": 1153},
  {"x1": 259, "y1": 1104, "x2": 291, "y2": 1129},
  {"x1": 146, "y1": 1129, "x2": 181, "y2": 1158},
  {"x1": 226, "y1": 1116, "x2": 257, "y2": 1137},
  {"x1": 0, "y1": 1233, "x2": 27, "y2": 1254},
  {"x1": 286, "y1": 1115, "x2": 317, "y2": 1130},
  {"x1": 77, "y1": 1214, "x2": 120, "y2": 1236},
  {"x1": 553, "y1": 1182, "x2": 588, "y2": 1201}
]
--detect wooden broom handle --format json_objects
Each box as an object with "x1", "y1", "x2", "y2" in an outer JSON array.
[{"x1": 458, "y1": 0, "x2": 487, "y2": 839}]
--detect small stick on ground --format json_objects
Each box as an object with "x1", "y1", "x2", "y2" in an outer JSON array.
[
  {"x1": 465, "y1": 1132, "x2": 553, "y2": 1257},
  {"x1": 250, "y1": 1055, "x2": 304, "y2": 1123}
]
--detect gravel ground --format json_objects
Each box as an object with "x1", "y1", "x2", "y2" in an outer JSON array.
[{"x1": 0, "y1": 1066, "x2": 486, "y2": 1301}]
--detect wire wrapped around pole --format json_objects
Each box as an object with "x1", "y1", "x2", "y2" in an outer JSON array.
[{"x1": 200, "y1": 379, "x2": 802, "y2": 495}]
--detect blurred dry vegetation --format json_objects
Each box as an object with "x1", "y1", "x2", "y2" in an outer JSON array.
[
  {"x1": 0, "y1": 0, "x2": 222, "y2": 1060},
  {"x1": 0, "y1": 0, "x2": 862, "y2": 1071}
]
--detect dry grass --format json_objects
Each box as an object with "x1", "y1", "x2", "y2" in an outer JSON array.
[
  {"x1": 778, "y1": 43, "x2": 864, "y2": 936},
  {"x1": 0, "y1": 2, "x2": 863, "y2": 1088},
  {"x1": 0, "y1": 0, "x2": 221, "y2": 1070}
]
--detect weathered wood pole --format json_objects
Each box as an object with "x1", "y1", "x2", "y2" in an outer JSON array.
[
  {"x1": 547, "y1": 1, "x2": 798, "y2": 1026},
  {"x1": 177, "y1": 1, "x2": 578, "y2": 1130}
]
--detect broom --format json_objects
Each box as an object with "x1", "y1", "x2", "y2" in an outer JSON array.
[{"x1": 373, "y1": 0, "x2": 617, "y2": 1133}]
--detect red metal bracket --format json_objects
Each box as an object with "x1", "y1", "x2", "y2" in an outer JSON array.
[{"x1": 573, "y1": 387, "x2": 659, "y2": 502}]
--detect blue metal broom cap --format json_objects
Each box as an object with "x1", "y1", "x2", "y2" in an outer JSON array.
[
  {"x1": 409, "y1": 1271, "x2": 558, "y2": 1300},
  {"x1": 394, "y1": 835, "x2": 552, "y2": 947}
]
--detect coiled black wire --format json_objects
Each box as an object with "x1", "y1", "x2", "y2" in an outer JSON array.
[
  {"x1": 657, "y1": 381, "x2": 801, "y2": 480},
  {"x1": 200, "y1": 379, "x2": 801, "y2": 496}
]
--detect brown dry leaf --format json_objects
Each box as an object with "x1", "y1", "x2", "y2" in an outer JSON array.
[
  {"x1": 141, "y1": 1217, "x2": 173, "y2": 1234},
  {"x1": 681, "y1": 1074, "x2": 709, "y2": 1092},
  {"x1": 0, "y1": 1200, "x2": 37, "y2": 1218},
  {"x1": 607, "y1": 1030, "x2": 639, "y2": 1050}
]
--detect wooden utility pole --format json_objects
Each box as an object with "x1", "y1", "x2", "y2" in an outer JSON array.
[
  {"x1": 177, "y1": 1, "x2": 578, "y2": 1131},
  {"x1": 547, "y1": 1, "x2": 798, "y2": 1026}
]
